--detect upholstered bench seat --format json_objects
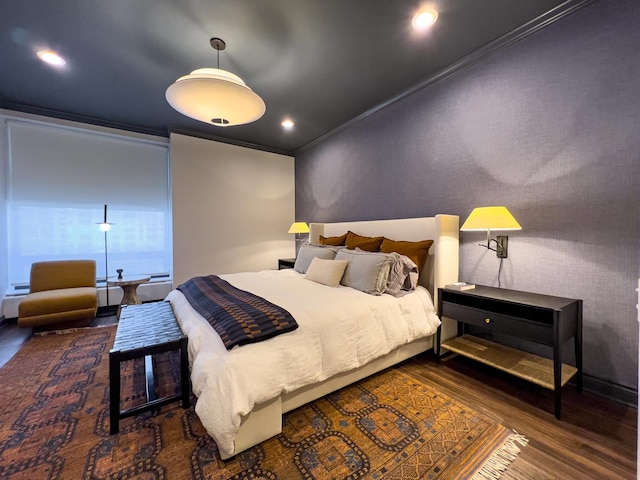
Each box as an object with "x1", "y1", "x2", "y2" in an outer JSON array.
[{"x1": 18, "y1": 287, "x2": 98, "y2": 327}]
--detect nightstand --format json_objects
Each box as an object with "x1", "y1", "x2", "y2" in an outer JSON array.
[
  {"x1": 278, "y1": 258, "x2": 296, "y2": 270},
  {"x1": 436, "y1": 285, "x2": 582, "y2": 419}
]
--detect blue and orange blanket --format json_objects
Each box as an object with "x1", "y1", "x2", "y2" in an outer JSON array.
[{"x1": 177, "y1": 275, "x2": 298, "y2": 350}]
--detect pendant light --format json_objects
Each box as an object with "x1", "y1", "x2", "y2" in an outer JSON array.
[{"x1": 165, "y1": 37, "x2": 266, "y2": 127}]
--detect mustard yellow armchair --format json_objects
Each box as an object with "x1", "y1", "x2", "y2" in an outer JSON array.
[{"x1": 18, "y1": 260, "x2": 99, "y2": 328}]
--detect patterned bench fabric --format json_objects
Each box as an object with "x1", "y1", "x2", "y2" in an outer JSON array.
[{"x1": 177, "y1": 275, "x2": 298, "y2": 350}]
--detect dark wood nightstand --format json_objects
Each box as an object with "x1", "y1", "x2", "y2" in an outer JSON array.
[
  {"x1": 278, "y1": 258, "x2": 296, "y2": 270},
  {"x1": 436, "y1": 285, "x2": 582, "y2": 419}
]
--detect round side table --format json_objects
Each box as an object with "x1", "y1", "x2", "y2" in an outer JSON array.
[{"x1": 107, "y1": 275, "x2": 151, "y2": 305}]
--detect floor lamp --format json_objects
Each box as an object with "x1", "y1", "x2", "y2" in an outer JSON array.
[{"x1": 97, "y1": 204, "x2": 114, "y2": 307}]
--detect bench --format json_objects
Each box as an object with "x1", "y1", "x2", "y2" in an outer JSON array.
[{"x1": 109, "y1": 301, "x2": 190, "y2": 434}]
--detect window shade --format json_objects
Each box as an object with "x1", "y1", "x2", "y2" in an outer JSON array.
[{"x1": 7, "y1": 119, "x2": 171, "y2": 286}]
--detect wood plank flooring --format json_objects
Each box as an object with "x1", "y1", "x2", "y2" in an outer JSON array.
[
  {"x1": 0, "y1": 319, "x2": 635, "y2": 479},
  {"x1": 0, "y1": 311, "x2": 118, "y2": 368},
  {"x1": 399, "y1": 353, "x2": 637, "y2": 479},
  {"x1": 0, "y1": 320, "x2": 32, "y2": 367}
]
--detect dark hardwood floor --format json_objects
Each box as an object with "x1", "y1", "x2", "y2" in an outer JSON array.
[
  {"x1": 0, "y1": 310, "x2": 118, "y2": 368},
  {"x1": 400, "y1": 353, "x2": 637, "y2": 479},
  {"x1": 0, "y1": 318, "x2": 635, "y2": 479},
  {"x1": 0, "y1": 320, "x2": 32, "y2": 368}
]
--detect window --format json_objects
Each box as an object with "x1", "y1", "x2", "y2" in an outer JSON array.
[{"x1": 7, "y1": 119, "x2": 171, "y2": 287}]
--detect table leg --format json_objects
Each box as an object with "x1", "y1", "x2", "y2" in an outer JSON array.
[
  {"x1": 121, "y1": 284, "x2": 142, "y2": 305},
  {"x1": 553, "y1": 313, "x2": 562, "y2": 419}
]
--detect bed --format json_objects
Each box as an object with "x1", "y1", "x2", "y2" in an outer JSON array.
[{"x1": 166, "y1": 214, "x2": 459, "y2": 459}]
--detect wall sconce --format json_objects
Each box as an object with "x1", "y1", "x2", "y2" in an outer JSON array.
[
  {"x1": 288, "y1": 222, "x2": 309, "y2": 253},
  {"x1": 460, "y1": 206, "x2": 522, "y2": 258}
]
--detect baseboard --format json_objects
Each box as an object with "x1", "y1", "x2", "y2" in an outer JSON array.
[
  {"x1": 582, "y1": 374, "x2": 637, "y2": 407},
  {"x1": 466, "y1": 330, "x2": 638, "y2": 408}
]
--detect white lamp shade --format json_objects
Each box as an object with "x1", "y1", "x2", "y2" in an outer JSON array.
[
  {"x1": 460, "y1": 206, "x2": 522, "y2": 231},
  {"x1": 166, "y1": 68, "x2": 266, "y2": 127},
  {"x1": 288, "y1": 222, "x2": 310, "y2": 234}
]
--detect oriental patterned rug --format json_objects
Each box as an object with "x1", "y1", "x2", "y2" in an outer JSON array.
[{"x1": 0, "y1": 327, "x2": 526, "y2": 479}]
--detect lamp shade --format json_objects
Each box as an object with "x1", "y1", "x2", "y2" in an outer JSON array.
[
  {"x1": 165, "y1": 68, "x2": 266, "y2": 127},
  {"x1": 288, "y1": 222, "x2": 310, "y2": 234},
  {"x1": 460, "y1": 206, "x2": 522, "y2": 231},
  {"x1": 97, "y1": 204, "x2": 114, "y2": 231}
]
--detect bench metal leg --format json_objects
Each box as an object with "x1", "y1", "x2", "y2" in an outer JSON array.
[
  {"x1": 180, "y1": 337, "x2": 190, "y2": 408},
  {"x1": 109, "y1": 352, "x2": 121, "y2": 434},
  {"x1": 145, "y1": 355, "x2": 157, "y2": 402}
]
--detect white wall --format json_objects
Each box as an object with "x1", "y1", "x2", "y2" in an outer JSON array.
[{"x1": 170, "y1": 133, "x2": 295, "y2": 286}]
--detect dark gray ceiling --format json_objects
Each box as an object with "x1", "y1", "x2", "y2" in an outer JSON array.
[{"x1": 1, "y1": 0, "x2": 582, "y2": 155}]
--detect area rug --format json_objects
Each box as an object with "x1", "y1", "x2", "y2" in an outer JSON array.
[{"x1": 0, "y1": 327, "x2": 526, "y2": 479}]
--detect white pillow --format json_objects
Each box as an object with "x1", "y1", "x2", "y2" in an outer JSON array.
[
  {"x1": 305, "y1": 258, "x2": 349, "y2": 287},
  {"x1": 335, "y1": 249, "x2": 394, "y2": 295},
  {"x1": 294, "y1": 245, "x2": 339, "y2": 273}
]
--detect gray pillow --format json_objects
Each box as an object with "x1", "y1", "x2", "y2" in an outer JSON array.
[
  {"x1": 385, "y1": 253, "x2": 419, "y2": 296},
  {"x1": 335, "y1": 249, "x2": 394, "y2": 295},
  {"x1": 294, "y1": 245, "x2": 338, "y2": 273}
]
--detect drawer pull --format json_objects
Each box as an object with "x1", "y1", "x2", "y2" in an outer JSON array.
[{"x1": 484, "y1": 318, "x2": 492, "y2": 324}]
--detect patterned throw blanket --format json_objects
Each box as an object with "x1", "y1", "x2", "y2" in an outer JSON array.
[{"x1": 177, "y1": 275, "x2": 298, "y2": 350}]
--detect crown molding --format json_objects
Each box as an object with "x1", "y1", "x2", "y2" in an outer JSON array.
[
  {"x1": 1, "y1": 101, "x2": 169, "y2": 139},
  {"x1": 167, "y1": 128, "x2": 293, "y2": 157}
]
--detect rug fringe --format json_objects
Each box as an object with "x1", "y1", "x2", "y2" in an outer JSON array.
[{"x1": 471, "y1": 431, "x2": 529, "y2": 480}]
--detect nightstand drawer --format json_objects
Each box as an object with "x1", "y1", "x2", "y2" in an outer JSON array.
[{"x1": 442, "y1": 302, "x2": 552, "y2": 345}]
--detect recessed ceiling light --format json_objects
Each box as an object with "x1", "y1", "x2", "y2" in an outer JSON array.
[
  {"x1": 412, "y1": 8, "x2": 438, "y2": 31},
  {"x1": 281, "y1": 119, "x2": 295, "y2": 130},
  {"x1": 37, "y1": 49, "x2": 66, "y2": 67}
]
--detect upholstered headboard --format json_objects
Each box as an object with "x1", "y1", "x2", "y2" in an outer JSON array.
[{"x1": 309, "y1": 215, "x2": 460, "y2": 307}]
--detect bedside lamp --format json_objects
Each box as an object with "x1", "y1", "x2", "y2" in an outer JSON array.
[
  {"x1": 288, "y1": 222, "x2": 309, "y2": 253},
  {"x1": 460, "y1": 206, "x2": 522, "y2": 258}
]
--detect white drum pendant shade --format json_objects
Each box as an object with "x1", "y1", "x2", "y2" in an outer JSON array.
[{"x1": 165, "y1": 67, "x2": 266, "y2": 127}]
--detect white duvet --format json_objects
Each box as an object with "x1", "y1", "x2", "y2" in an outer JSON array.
[{"x1": 165, "y1": 268, "x2": 441, "y2": 458}]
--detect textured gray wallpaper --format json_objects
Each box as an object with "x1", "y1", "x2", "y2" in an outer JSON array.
[{"x1": 295, "y1": 0, "x2": 640, "y2": 394}]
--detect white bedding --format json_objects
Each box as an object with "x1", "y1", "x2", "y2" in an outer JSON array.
[{"x1": 166, "y1": 268, "x2": 441, "y2": 458}]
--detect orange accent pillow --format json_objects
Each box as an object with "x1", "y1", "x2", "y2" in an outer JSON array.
[
  {"x1": 319, "y1": 232, "x2": 347, "y2": 246},
  {"x1": 345, "y1": 231, "x2": 384, "y2": 252},
  {"x1": 380, "y1": 238, "x2": 434, "y2": 274}
]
